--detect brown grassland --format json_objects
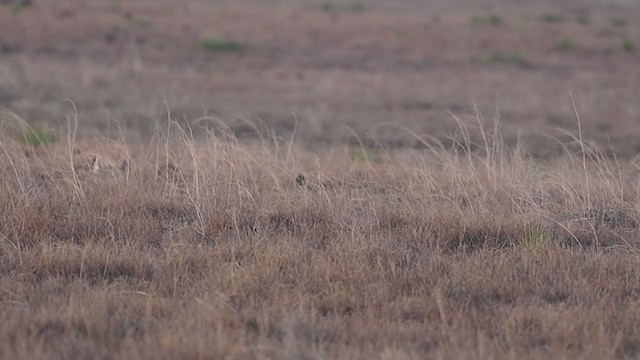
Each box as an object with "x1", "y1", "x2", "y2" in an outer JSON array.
[{"x1": 1, "y1": 0, "x2": 640, "y2": 359}]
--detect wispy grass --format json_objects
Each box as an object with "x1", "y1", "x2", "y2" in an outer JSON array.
[{"x1": 1, "y1": 110, "x2": 640, "y2": 358}]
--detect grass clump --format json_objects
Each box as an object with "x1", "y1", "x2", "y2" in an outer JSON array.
[
  {"x1": 554, "y1": 38, "x2": 576, "y2": 52},
  {"x1": 611, "y1": 17, "x2": 627, "y2": 28},
  {"x1": 469, "y1": 15, "x2": 503, "y2": 28},
  {"x1": 577, "y1": 15, "x2": 590, "y2": 26},
  {"x1": 539, "y1": 14, "x2": 566, "y2": 23},
  {"x1": 518, "y1": 225, "x2": 549, "y2": 251},
  {"x1": 199, "y1": 37, "x2": 247, "y2": 53},
  {"x1": 130, "y1": 16, "x2": 151, "y2": 29},
  {"x1": 345, "y1": 2, "x2": 367, "y2": 12},
  {"x1": 22, "y1": 127, "x2": 56, "y2": 147},
  {"x1": 319, "y1": 2, "x2": 367, "y2": 13},
  {"x1": 347, "y1": 145, "x2": 383, "y2": 164},
  {"x1": 10, "y1": 2, "x2": 24, "y2": 14},
  {"x1": 473, "y1": 52, "x2": 529, "y2": 67},
  {"x1": 622, "y1": 38, "x2": 635, "y2": 53}
]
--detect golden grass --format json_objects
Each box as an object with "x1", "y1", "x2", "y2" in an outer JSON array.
[{"x1": 2, "y1": 114, "x2": 640, "y2": 359}]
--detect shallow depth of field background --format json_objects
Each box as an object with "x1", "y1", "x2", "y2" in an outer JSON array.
[
  {"x1": 2, "y1": 1, "x2": 640, "y2": 359},
  {"x1": 1, "y1": 0, "x2": 638, "y2": 156}
]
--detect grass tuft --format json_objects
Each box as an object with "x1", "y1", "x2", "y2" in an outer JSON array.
[
  {"x1": 622, "y1": 38, "x2": 635, "y2": 53},
  {"x1": 22, "y1": 127, "x2": 56, "y2": 147},
  {"x1": 473, "y1": 52, "x2": 530, "y2": 67},
  {"x1": 577, "y1": 15, "x2": 590, "y2": 26},
  {"x1": 469, "y1": 14, "x2": 503, "y2": 28},
  {"x1": 611, "y1": 17, "x2": 627, "y2": 27},
  {"x1": 199, "y1": 37, "x2": 247, "y2": 53},
  {"x1": 554, "y1": 38, "x2": 576, "y2": 52},
  {"x1": 10, "y1": 2, "x2": 24, "y2": 14},
  {"x1": 130, "y1": 16, "x2": 151, "y2": 29},
  {"x1": 319, "y1": 2, "x2": 367, "y2": 13},
  {"x1": 539, "y1": 14, "x2": 566, "y2": 23}
]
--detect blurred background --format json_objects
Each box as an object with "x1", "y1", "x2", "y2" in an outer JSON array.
[{"x1": 0, "y1": 0, "x2": 638, "y2": 157}]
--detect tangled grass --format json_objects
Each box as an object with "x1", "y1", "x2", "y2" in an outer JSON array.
[{"x1": 2, "y1": 111, "x2": 640, "y2": 359}]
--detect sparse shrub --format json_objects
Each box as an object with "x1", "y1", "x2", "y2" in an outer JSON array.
[
  {"x1": 611, "y1": 17, "x2": 627, "y2": 27},
  {"x1": 554, "y1": 38, "x2": 575, "y2": 51},
  {"x1": 622, "y1": 38, "x2": 635, "y2": 53},
  {"x1": 22, "y1": 127, "x2": 56, "y2": 147},
  {"x1": 539, "y1": 14, "x2": 566, "y2": 23},
  {"x1": 199, "y1": 37, "x2": 247, "y2": 53}
]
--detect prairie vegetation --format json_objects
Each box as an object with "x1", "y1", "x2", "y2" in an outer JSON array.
[
  {"x1": 1, "y1": 0, "x2": 640, "y2": 358},
  {"x1": 2, "y1": 111, "x2": 640, "y2": 359}
]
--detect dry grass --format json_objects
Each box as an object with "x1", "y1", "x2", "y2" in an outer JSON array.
[
  {"x1": 1, "y1": 111, "x2": 640, "y2": 359},
  {"x1": 2, "y1": 0, "x2": 640, "y2": 358}
]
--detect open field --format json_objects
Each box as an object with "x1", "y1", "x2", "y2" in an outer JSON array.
[{"x1": 1, "y1": 0, "x2": 640, "y2": 359}]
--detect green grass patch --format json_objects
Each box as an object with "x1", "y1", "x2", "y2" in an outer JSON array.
[
  {"x1": 319, "y1": 2, "x2": 367, "y2": 13},
  {"x1": 623, "y1": 38, "x2": 635, "y2": 53},
  {"x1": 199, "y1": 37, "x2": 247, "y2": 53},
  {"x1": 473, "y1": 52, "x2": 529, "y2": 68},
  {"x1": 469, "y1": 15, "x2": 503, "y2": 28},
  {"x1": 345, "y1": 2, "x2": 366, "y2": 12},
  {"x1": 518, "y1": 225, "x2": 549, "y2": 251},
  {"x1": 22, "y1": 128, "x2": 56, "y2": 147},
  {"x1": 577, "y1": 15, "x2": 590, "y2": 26},
  {"x1": 611, "y1": 18, "x2": 627, "y2": 28},
  {"x1": 130, "y1": 16, "x2": 151, "y2": 29},
  {"x1": 539, "y1": 14, "x2": 566, "y2": 23},
  {"x1": 10, "y1": 2, "x2": 25, "y2": 14},
  {"x1": 554, "y1": 38, "x2": 575, "y2": 52},
  {"x1": 347, "y1": 145, "x2": 385, "y2": 164}
]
